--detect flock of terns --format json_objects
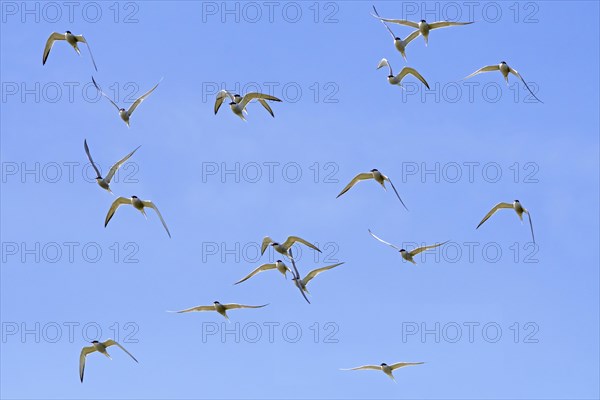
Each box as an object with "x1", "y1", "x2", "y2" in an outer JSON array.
[{"x1": 39, "y1": 5, "x2": 538, "y2": 385}]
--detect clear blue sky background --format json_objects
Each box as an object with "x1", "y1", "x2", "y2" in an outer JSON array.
[{"x1": 1, "y1": 1, "x2": 599, "y2": 399}]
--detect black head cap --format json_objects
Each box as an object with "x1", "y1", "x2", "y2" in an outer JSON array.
[
  {"x1": 132, "y1": 195, "x2": 138, "y2": 199},
  {"x1": 66, "y1": 30, "x2": 72, "y2": 34}
]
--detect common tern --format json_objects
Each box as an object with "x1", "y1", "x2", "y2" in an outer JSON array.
[
  {"x1": 341, "y1": 362, "x2": 424, "y2": 382},
  {"x1": 371, "y1": 14, "x2": 473, "y2": 46},
  {"x1": 464, "y1": 61, "x2": 542, "y2": 102},
  {"x1": 214, "y1": 90, "x2": 282, "y2": 121},
  {"x1": 84, "y1": 139, "x2": 140, "y2": 194},
  {"x1": 377, "y1": 58, "x2": 429, "y2": 89},
  {"x1": 105, "y1": 196, "x2": 171, "y2": 238},
  {"x1": 371, "y1": 6, "x2": 420, "y2": 61},
  {"x1": 368, "y1": 229, "x2": 448, "y2": 264},
  {"x1": 292, "y1": 262, "x2": 345, "y2": 294},
  {"x1": 79, "y1": 339, "x2": 138, "y2": 382},
  {"x1": 337, "y1": 169, "x2": 408, "y2": 210},
  {"x1": 476, "y1": 200, "x2": 535, "y2": 243},
  {"x1": 234, "y1": 260, "x2": 292, "y2": 285},
  {"x1": 261, "y1": 236, "x2": 322, "y2": 258},
  {"x1": 43, "y1": 31, "x2": 97, "y2": 71},
  {"x1": 169, "y1": 301, "x2": 268, "y2": 322},
  {"x1": 92, "y1": 76, "x2": 162, "y2": 127}
]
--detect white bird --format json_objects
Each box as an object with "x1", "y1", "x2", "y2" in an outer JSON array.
[
  {"x1": 104, "y1": 196, "x2": 171, "y2": 238},
  {"x1": 84, "y1": 139, "x2": 140, "y2": 194},
  {"x1": 92, "y1": 76, "x2": 162, "y2": 127},
  {"x1": 341, "y1": 362, "x2": 424, "y2": 382},
  {"x1": 214, "y1": 90, "x2": 282, "y2": 121},
  {"x1": 292, "y1": 262, "x2": 345, "y2": 294},
  {"x1": 368, "y1": 229, "x2": 448, "y2": 264},
  {"x1": 43, "y1": 31, "x2": 97, "y2": 71},
  {"x1": 476, "y1": 200, "x2": 535, "y2": 243},
  {"x1": 337, "y1": 169, "x2": 408, "y2": 210},
  {"x1": 371, "y1": 6, "x2": 420, "y2": 61},
  {"x1": 464, "y1": 61, "x2": 542, "y2": 102},
  {"x1": 234, "y1": 260, "x2": 292, "y2": 285},
  {"x1": 371, "y1": 13, "x2": 473, "y2": 46},
  {"x1": 79, "y1": 339, "x2": 138, "y2": 382},
  {"x1": 377, "y1": 58, "x2": 429, "y2": 89},
  {"x1": 169, "y1": 301, "x2": 268, "y2": 322},
  {"x1": 261, "y1": 236, "x2": 322, "y2": 258}
]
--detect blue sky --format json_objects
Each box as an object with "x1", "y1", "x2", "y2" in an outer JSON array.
[{"x1": 1, "y1": 1, "x2": 599, "y2": 399}]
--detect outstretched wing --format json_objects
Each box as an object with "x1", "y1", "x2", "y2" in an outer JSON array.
[
  {"x1": 170, "y1": 305, "x2": 215, "y2": 313},
  {"x1": 284, "y1": 236, "x2": 322, "y2": 253},
  {"x1": 384, "y1": 176, "x2": 409, "y2": 210},
  {"x1": 397, "y1": 67, "x2": 429, "y2": 89},
  {"x1": 103, "y1": 339, "x2": 138, "y2": 363},
  {"x1": 368, "y1": 229, "x2": 401, "y2": 251},
  {"x1": 83, "y1": 139, "x2": 102, "y2": 178},
  {"x1": 234, "y1": 263, "x2": 277, "y2": 285},
  {"x1": 377, "y1": 58, "x2": 393, "y2": 76},
  {"x1": 224, "y1": 303, "x2": 269, "y2": 310},
  {"x1": 372, "y1": 15, "x2": 419, "y2": 28},
  {"x1": 261, "y1": 236, "x2": 274, "y2": 255},
  {"x1": 525, "y1": 210, "x2": 535, "y2": 243},
  {"x1": 42, "y1": 32, "x2": 65, "y2": 65},
  {"x1": 257, "y1": 98, "x2": 275, "y2": 117},
  {"x1": 104, "y1": 197, "x2": 132, "y2": 227},
  {"x1": 127, "y1": 79, "x2": 162, "y2": 115},
  {"x1": 403, "y1": 29, "x2": 421, "y2": 45},
  {"x1": 411, "y1": 241, "x2": 449, "y2": 256},
  {"x1": 105, "y1": 145, "x2": 141, "y2": 183},
  {"x1": 302, "y1": 262, "x2": 344, "y2": 286},
  {"x1": 74, "y1": 35, "x2": 97, "y2": 71},
  {"x1": 336, "y1": 172, "x2": 374, "y2": 198},
  {"x1": 476, "y1": 202, "x2": 513, "y2": 229},
  {"x1": 509, "y1": 67, "x2": 543, "y2": 103},
  {"x1": 371, "y1": 6, "x2": 397, "y2": 40},
  {"x1": 390, "y1": 361, "x2": 424, "y2": 370},
  {"x1": 429, "y1": 21, "x2": 474, "y2": 29},
  {"x1": 238, "y1": 92, "x2": 282, "y2": 109},
  {"x1": 464, "y1": 65, "x2": 499, "y2": 80},
  {"x1": 79, "y1": 345, "x2": 96, "y2": 382},
  {"x1": 142, "y1": 200, "x2": 171, "y2": 238},
  {"x1": 92, "y1": 76, "x2": 120, "y2": 111},
  {"x1": 341, "y1": 365, "x2": 381, "y2": 371},
  {"x1": 214, "y1": 90, "x2": 234, "y2": 114}
]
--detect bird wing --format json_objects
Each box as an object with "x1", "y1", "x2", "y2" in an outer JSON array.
[
  {"x1": 234, "y1": 263, "x2": 277, "y2": 285},
  {"x1": 377, "y1": 58, "x2": 393, "y2": 76},
  {"x1": 464, "y1": 65, "x2": 499, "y2": 80},
  {"x1": 104, "y1": 197, "x2": 132, "y2": 227},
  {"x1": 476, "y1": 202, "x2": 514, "y2": 229},
  {"x1": 142, "y1": 200, "x2": 171, "y2": 238},
  {"x1": 509, "y1": 67, "x2": 543, "y2": 103},
  {"x1": 336, "y1": 172, "x2": 374, "y2": 198},
  {"x1": 302, "y1": 262, "x2": 344, "y2": 286},
  {"x1": 103, "y1": 340, "x2": 138, "y2": 363},
  {"x1": 83, "y1": 139, "x2": 102, "y2": 178},
  {"x1": 214, "y1": 90, "x2": 234, "y2": 114},
  {"x1": 92, "y1": 76, "x2": 121, "y2": 111},
  {"x1": 105, "y1": 145, "x2": 141, "y2": 183},
  {"x1": 403, "y1": 29, "x2": 421, "y2": 45},
  {"x1": 171, "y1": 305, "x2": 215, "y2": 313},
  {"x1": 42, "y1": 32, "x2": 65, "y2": 65},
  {"x1": 368, "y1": 229, "x2": 401, "y2": 251},
  {"x1": 384, "y1": 176, "x2": 409, "y2": 210},
  {"x1": 411, "y1": 241, "x2": 449, "y2": 256},
  {"x1": 429, "y1": 21, "x2": 474, "y2": 29},
  {"x1": 397, "y1": 67, "x2": 429, "y2": 89},
  {"x1": 257, "y1": 98, "x2": 275, "y2": 117},
  {"x1": 261, "y1": 236, "x2": 274, "y2": 255},
  {"x1": 371, "y1": 6, "x2": 397, "y2": 40},
  {"x1": 525, "y1": 210, "x2": 535, "y2": 243},
  {"x1": 341, "y1": 365, "x2": 381, "y2": 371},
  {"x1": 79, "y1": 345, "x2": 97, "y2": 382},
  {"x1": 373, "y1": 16, "x2": 419, "y2": 28},
  {"x1": 74, "y1": 35, "x2": 97, "y2": 71},
  {"x1": 224, "y1": 303, "x2": 269, "y2": 310},
  {"x1": 238, "y1": 92, "x2": 282, "y2": 109},
  {"x1": 390, "y1": 361, "x2": 424, "y2": 370},
  {"x1": 284, "y1": 236, "x2": 322, "y2": 253},
  {"x1": 127, "y1": 79, "x2": 162, "y2": 115}
]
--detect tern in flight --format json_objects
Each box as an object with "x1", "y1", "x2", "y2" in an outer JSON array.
[
  {"x1": 368, "y1": 230, "x2": 448, "y2": 264},
  {"x1": 79, "y1": 339, "x2": 138, "y2": 382},
  {"x1": 372, "y1": 13, "x2": 473, "y2": 46},
  {"x1": 337, "y1": 169, "x2": 408, "y2": 210},
  {"x1": 341, "y1": 362, "x2": 424, "y2": 382},
  {"x1": 92, "y1": 76, "x2": 162, "y2": 127},
  {"x1": 169, "y1": 301, "x2": 268, "y2": 322},
  {"x1": 261, "y1": 236, "x2": 322, "y2": 258},
  {"x1": 476, "y1": 200, "x2": 535, "y2": 243},
  {"x1": 292, "y1": 262, "x2": 345, "y2": 294},
  {"x1": 464, "y1": 61, "x2": 542, "y2": 102},
  {"x1": 234, "y1": 260, "x2": 292, "y2": 285},
  {"x1": 84, "y1": 139, "x2": 140, "y2": 194},
  {"x1": 214, "y1": 90, "x2": 282, "y2": 121},
  {"x1": 43, "y1": 31, "x2": 97, "y2": 71},
  {"x1": 105, "y1": 196, "x2": 171, "y2": 238},
  {"x1": 377, "y1": 58, "x2": 429, "y2": 89},
  {"x1": 371, "y1": 6, "x2": 420, "y2": 61}
]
